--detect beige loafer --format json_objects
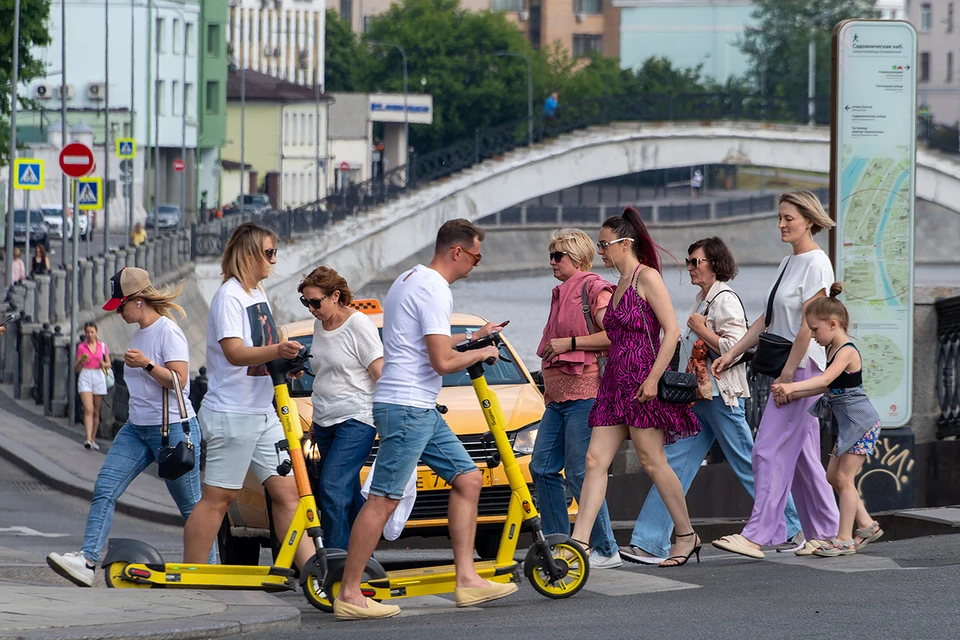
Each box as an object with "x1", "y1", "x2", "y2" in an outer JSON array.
[
  {"x1": 333, "y1": 597, "x2": 401, "y2": 621},
  {"x1": 454, "y1": 580, "x2": 518, "y2": 607},
  {"x1": 711, "y1": 533, "x2": 765, "y2": 559}
]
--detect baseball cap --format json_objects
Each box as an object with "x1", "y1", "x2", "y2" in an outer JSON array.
[{"x1": 103, "y1": 267, "x2": 152, "y2": 311}]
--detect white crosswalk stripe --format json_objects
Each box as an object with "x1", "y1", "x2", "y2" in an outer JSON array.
[
  {"x1": 582, "y1": 568, "x2": 700, "y2": 596},
  {"x1": 765, "y1": 554, "x2": 902, "y2": 572}
]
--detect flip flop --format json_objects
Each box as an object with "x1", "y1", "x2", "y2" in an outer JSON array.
[{"x1": 711, "y1": 533, "x2": 765, "y2": 559}]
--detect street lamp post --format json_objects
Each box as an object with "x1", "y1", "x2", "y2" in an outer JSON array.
[
  {"x1": 369, "y1": 41, "x2": 408, "y2": 170},
  {"x1": 493, "y1": 51, "x2": 533, "y2": 147},
  {"x1": 239, "y1": 17, "x2": 246, "y2": 215},
  {"x1": 4, "y1": 0, "x2": 21, "y2": 289},
  {"x1": 103, "y1": 0, "x2": 110, "y2": 251}
]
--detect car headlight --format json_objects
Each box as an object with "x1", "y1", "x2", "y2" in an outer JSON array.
[{"x1": 511, "y1": 421, "x2": 540, "y2": 456}]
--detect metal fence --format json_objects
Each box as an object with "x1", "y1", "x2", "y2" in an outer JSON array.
[
  {"x1": 935, "y1": 295, "x2": 960, "y2": 438},
  {"x1": 191, "y1": 92, "x2": 840, "y2": 257}
]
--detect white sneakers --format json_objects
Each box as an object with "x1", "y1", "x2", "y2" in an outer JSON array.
[
  {"x1": 589, "y1": 551, "x2": 623, "y2": 569},
  {"x1": 46, "y1": 551, "x2": 94, "y2": 587},
  {"x1": 83, "y1": 440, "x2": 100, "y2": 451}
]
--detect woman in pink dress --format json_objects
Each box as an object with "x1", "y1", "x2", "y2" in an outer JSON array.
[{"x1": 570, "y1": 207, "x2": 701, "y2": 567}]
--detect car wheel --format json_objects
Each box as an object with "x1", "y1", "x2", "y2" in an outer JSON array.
[
  {"x1": 217, "y1": 515, "x2": 262, "y2": 566},
  {"x1": 475, "y1": 531, "x2": 501, "y2": 560}
]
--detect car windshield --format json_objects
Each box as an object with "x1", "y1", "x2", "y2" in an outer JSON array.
[
  {"x1": 288, "y1": 324, "x2": 528, "y2": 397},
  {"x1": 157, "y1": 205, "x2": 179, "y2": 215},
  {"x1": 14, "y1": 210, "x2": 44, "y2": 224}
]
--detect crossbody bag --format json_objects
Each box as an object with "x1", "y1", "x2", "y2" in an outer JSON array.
[
  {"x1": 157, "y1": 370, "x2": 196, "y2": 481},
  {"x1": 751, "y1": 258, "x2": 794, "y2": 378},
  {"x1": 581, "y1": 280, "x2": 607, "y2": 376}
]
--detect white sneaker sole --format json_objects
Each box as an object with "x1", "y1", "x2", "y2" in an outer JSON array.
[
  {"x1": 590, "y1": 556, "x2": 624, "y2": 570},
  {"x1": 46, "y1": 554, "x2": 93, "y2": 587},
  {"x1": 619, "y1": 550, "x2": 666, "y2": 565}
]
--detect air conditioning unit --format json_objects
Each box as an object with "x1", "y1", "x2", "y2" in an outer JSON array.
[
  {"x1": 298, "y1": 48, "x2": 310, "y2": 70},
  {"x1": 35, "y1": 83, "x2": 53, "y2": 99},
  {"x1": 262, "y1": 45, "x2": 281, "y2": 57},
  {"x1": 88, "y1": 83, "x2": 106, "y2": 100},
  {"x1": 519, "y1": 10, "x2": 529, "y2": 21},
  {"x1": 56, "y1": 84, "x2": 75, "y2": 100},
  {"x1": 575, "y1": 13, "x2": 585, "y2": 23}
]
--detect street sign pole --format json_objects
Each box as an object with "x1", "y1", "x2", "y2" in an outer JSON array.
[
  {"x1": 5, "y1": 0, "x2": 21, "y2": 288},
  {"x1": 69, "y1": 179, "x2": 79, "y2": 425},
  {"x1": 24, "y1": 191, "x2": 30, "y2": 277}
]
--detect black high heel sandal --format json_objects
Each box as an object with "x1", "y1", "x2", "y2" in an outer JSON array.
[{"x1": 659, "y1": 532, "x2": 701, "y2": 568}]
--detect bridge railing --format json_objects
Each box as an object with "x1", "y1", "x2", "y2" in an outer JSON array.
[
  {"x1": 190, "y1": 91, "x2": 891, "y2": 257},
  {"x1": 936, "y1": 294, "x2": 960, "y2": 438}
]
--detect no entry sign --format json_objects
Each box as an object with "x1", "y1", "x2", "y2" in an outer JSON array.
[
  {"x1": 173, "y1": 158, "x2": 186, "y2": 173},
  {"x1": 59, "y1": 142, "x2": 95, "y2": 178}
]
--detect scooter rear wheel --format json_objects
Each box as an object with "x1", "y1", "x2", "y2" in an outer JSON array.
[
  {"x1": 525, "y1": 540, "x2": 589, "y2": 599},
  {"x1": 103, "y1": 562, "x2": 153, "y2": 589},
  {"x1": 301, "y1": 571, "x2": 334, "y2": 612}
]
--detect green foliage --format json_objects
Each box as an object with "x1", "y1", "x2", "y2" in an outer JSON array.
[
  {"x1": 0, "y1": 0, "x2": 53, "y2": 165},
  {"x1": 740, "y1": 0, "x2": 877, "y2": 99},
  {"x1": 324, "y1": 10, "x2": 368, "y2": 92}
]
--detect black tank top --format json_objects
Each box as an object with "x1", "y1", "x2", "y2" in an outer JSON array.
[
  {"x1": 32, "y1": 256, "x2": 49, "y2": 275},
  {"x1": 827, "y1": 342, "x2": 863, "y2": 390}
]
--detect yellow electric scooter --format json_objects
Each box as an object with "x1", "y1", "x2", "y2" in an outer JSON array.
[
  {"x1": 303, "y1": 331, "x2": 590, "y2": 610},
  {"x1": 102, "y1": 348, "x2": 352, "y2": 599}
]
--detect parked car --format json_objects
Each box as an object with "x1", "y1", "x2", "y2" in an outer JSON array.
[
  {"x1": 13, "y1": 209, "x2": 49, "y2": 249},
  {"x1": 40, "y1": 204, "x2": 89, "y2": 240},
  {"x1": 145, "y1": 204, "x2": 182, "y2": 230},
  {"x1": 216, "y1": 303, "x2": 561, "y2": 565},
  {"x1": 227, "y1": 193, "x2": 272, "y2": 216}
]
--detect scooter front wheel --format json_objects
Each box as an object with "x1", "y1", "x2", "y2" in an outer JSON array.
[
  {"x1": 103, "y1": 562, "x2": 153, "y2": 589},
  {"x1": 301, "y1": 571, "x2": 334, "y2": 613},
  {"x1": 525, "y1": 539, "x2": 589, "y2": 599}
]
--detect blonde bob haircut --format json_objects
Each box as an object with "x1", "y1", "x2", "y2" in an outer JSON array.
[
  {"x1": 549, "y1": 227, "x2": 595, "y2": 271},
  {"x1": 221, "y1": 222, "x2": 279, "y2": 291},
  {"x1": 137, "y1": 281, "x2": 187, "y2": 320},
  {"x1": 779, "y1": 190, "x2": 836, "y2": 235}
]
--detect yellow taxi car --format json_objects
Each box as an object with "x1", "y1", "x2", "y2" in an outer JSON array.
[{"x1": 217, "y1": 303, "x2": 574, "y2": 563}]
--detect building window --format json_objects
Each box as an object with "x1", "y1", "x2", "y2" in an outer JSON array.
[
  {"x1": 573, "y1": 0, "x2": 602, "y2": 15},
  {"x1": 363, "y1": 15, "x2": 374, "y2": 32},
  {"x1": 206, "y1": 24, "x2": 221, "y2": 57},
  {"x1": 920, "y1": 52, "x2": 930, "y2": 82},
  {"x1": 173, "y1": 18, "x2": 181, "y2": 54},
  {"x1": 490, "y1": 0, "x2": 523, "y2": 10},
  {"x1": 307, "y1": 114, "x2": 313, "y2": 145},
  {"x1": 340, "y1": 0, "x2": 352, "y2": 24},
  {"x1": 185, "y1": 83, "x2": 195, "y2": 117},
  {"x1": 156, "y1": 80, "x2": 165, "y2": 115},
  {"x1": 921, "y1": 3, "x2": 932, "y2": 32},
  {"x1": 949, "y1": 3, "x2": 955, "y2": 32},
  {"x1": 948, "y1": 52, "x2": 954, "y2": 83},
  {"x1": 156, "y1": 18, "x2": 165, "y2": 53},
  {"x1": 205, "y1": 80, "x2": 219, "y2": 114},
  {"x1": 300, "y1": 114, "x2": 306, "y2": 145},
  {"x1": 572, "y1": 34, "x2": 602, "y2": 57},
  {"x1": 284, "y1": 113, "x2": 290, "y2": 142},
  {"x1": 185, "y1": 22, "x2": 195, "y2": 56},
  {"x1": 172, "y1": 81, "x2": 180, "y2": 116}
]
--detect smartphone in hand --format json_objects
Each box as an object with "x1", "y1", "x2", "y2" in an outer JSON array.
[{"x1": 0, "y1": 314, "x2": 14, "y2": 328}]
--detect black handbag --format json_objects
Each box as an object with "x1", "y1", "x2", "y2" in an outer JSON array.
[
  {"x1": 751, "y1": 258, "x2": 794, "y2": 378},
  {"x1": 635, "y1": 273, "x2": 697, "y2": 404},
  {"x1": 158, "y1": 370, "x2": 196, "y2": 481},
  {"x1": 581, "y1": 281, "x2": 607, "y2": 376}
]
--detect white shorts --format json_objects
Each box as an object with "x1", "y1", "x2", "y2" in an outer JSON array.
[
  {"x1": 77, "y1": 368, "x2": 107, "y2": 395},
  {"x1": 198, "y1": 406, "x2": 289, "y2": 490}
]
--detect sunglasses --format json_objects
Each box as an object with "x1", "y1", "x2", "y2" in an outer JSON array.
[
  {"x1": 549, "y1": 251, "x2": 568, "y2": 263},
  {"x1": 300, "y1": 294, "x2": 329, "y2": 309},
  {"x1": 455, "y1": 246, "x2": 482, "y2": 266},
  {"x1": 596, "y1": 238, "x2": 630, "y2": 251},
  {"x1": 264, "y1": 248, "x2": 278, "y2": 260},
  {"x1": 685, "y1": 258, "x2": 711, "y2": 268}
]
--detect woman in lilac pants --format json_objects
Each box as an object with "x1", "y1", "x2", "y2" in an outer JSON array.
[{"x1": 709, "y1": 190, "x2": 840, "y2": 559}]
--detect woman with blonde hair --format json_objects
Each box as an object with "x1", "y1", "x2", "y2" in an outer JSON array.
[
  {"x1": 711, "y1": 190, "x2": 840, "y2": 559},
  {"x1": 535, "y1": 228, "x2": 621, "y2": 569},
  {"x1": 47, "y1": 267, "x2": 211, "y2": 586},
  {"x1": 299, "y1": 266, "x2": 383, "y2": 550},
  {"x1": 182, "y1": 222, "x2": 313, "y2": 569}
]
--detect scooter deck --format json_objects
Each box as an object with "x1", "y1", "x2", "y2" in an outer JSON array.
[
  {"x1": 365, "y1": 559, "x2": 518, "y2": 597},
  {"x1": 122, "y1": 563, "x2": 296, "y2": 591}
]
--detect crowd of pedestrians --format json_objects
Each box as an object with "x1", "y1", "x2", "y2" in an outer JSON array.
[{"x1": 42, "y1": 190, "x2": 884, "y2": 617}]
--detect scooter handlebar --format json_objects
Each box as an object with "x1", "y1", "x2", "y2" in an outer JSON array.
[
  {"x1": 266, "y1": 346, "x2": 311, "y2": 385},
  {"x1": 455, "y1": 331, "x2": 505, "y2": 366}
]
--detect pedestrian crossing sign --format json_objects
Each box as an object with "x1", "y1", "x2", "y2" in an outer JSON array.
[
  {"x1": 13, "y1": 159, "x2": 44, "y2": 190},
  {"x1": 116, "y1": 138, "x2": 136, "y2": 159},
  {"x1": 77, "y1": 177, "x2": 103, "y2": 210}
]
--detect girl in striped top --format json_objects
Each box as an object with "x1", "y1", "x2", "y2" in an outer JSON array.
[{"x1": 771, "y1": 283, "x2": 884, "y2": 557}]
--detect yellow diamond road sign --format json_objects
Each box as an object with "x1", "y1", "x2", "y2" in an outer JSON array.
[
  {"x1": 14, "y1": 159, "x2": 44, "y2": 190},
  {"x1": 77, "y1": 177, "x2": 103, "y2": 210},
  {"x1": 116, "y1": 138, "x2": 136, "y2": 159}
]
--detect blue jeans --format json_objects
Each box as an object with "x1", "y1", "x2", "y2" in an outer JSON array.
[
  {"x1": 530, "y1": 399, "x2": 618, "y2": 558},
  {"x1": 81, "y1": 419, "x2": 213, "y2": 565},
  {"x1": 629, "y1": 398, "x2": 803, "y2": 557},
  {"x1": 310, "y1": 419, "x2": 377, "y2": 550}
]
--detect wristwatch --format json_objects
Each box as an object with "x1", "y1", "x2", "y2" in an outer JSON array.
[
  {"x1": 465, "y1": 329, "x2": 473, "y2": 341},
  {"x1": 145, "y1": 361, "x2": 155, "y2": 372}
]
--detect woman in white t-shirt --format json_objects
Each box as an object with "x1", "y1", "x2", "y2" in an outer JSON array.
[
  {"x1": 46, "y1": 267, "x2": 211, "y2": 587},
  {"x1": 183, "y1": 222, "x2": 313, "y2": 570},
  {"x1": 298, "y1": 266, "x2": 383, "y2": 551},
  {"x1": 710, "y1": 191, "x2": 840, "y2": 560}
]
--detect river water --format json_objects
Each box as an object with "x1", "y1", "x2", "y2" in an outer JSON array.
[{"x1": 406, "y1": 264, "x2": 960, "y2": 370}]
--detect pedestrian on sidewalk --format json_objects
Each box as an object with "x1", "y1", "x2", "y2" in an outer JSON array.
[
  {"x1": 32, "y1": 245, "x2": 51, "y2": 275},
  {"x1": 771, "y1": 284, "x2": 884, "y2": 556},
  {"x1": 690, "y1": 169, "x2": 703, "y2": 198},
  {"x1": 620, "y1": 237, "x2": 804, "y2": 566},
  {"x1": 534, "y1": 228, "x2": 621, "y2": 570},
  {"x1": 75, "y1": 322, "x2": 110, "y2": 450},
  {"x1": 47, "y1": 267, "x2": 211, "y2": 587},
  {"x1": 570, "y1": 208, "x2": 701, "y2": 568},
  {"x1": 11, "y1": 248, "x2": 26, "y2": 283},
  {"x1": 182, "y1": 222, "x2": 313, "y2": 569},
  {"x1": 711, "y1": 190, "x2": 840, "y2": 560},
  {"x1": 299, "y1": 266, "x2": 382, "y2": 551}
]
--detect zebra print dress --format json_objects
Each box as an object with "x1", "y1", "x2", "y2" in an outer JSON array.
[{"x1": 587, "y1": 284, "x2": 699, "y2": 444}]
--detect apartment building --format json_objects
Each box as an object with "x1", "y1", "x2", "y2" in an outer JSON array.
[
  {"x1": 911, "y1": 0, "x2": 959, "y2": 124},
  {"x1": 228, "y1": 0, "x2": 325, "y2": 87}
]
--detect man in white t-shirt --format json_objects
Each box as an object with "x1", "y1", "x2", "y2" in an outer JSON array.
[{"x1": 334, "y1": 219, "x2": 517, "y2": 620}]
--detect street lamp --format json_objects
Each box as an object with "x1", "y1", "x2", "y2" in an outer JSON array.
[
  {"x1": 368, "y1": 41, "x2": 408, "y2": 170},
  {"x1": 493, "y1": 51, "x2": 533, "y2": 147}
]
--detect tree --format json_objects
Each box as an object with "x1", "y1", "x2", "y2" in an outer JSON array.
[
  {"x1": 0, "y1": 0, "x2": 53, "y2": 166},
  {"x1": 324, "y1": 10, "x2": 368, "y2": 92},
  {"x1": 740, "y1": 0, "x2": 876, "y2": 102}
]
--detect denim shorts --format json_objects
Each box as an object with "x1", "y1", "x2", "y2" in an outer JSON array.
[{"x1": 369, "y1": 402, "x2": 478, "y2": 500}]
